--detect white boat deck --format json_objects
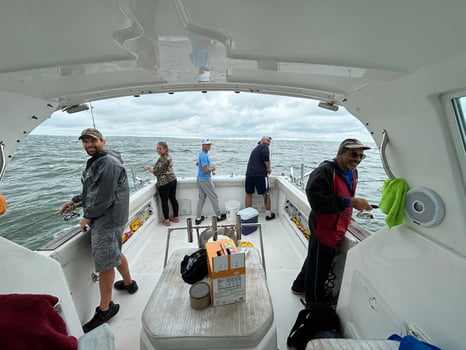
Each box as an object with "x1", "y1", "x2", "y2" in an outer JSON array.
[{"x1": 110, "y1": 212, "x2": 307, "y2": 350}]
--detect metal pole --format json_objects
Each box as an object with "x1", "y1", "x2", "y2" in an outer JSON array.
[
  {"x1": 212, "y1": 215, "x2": 218, "y2": 241},
  {"x1": 187, "y1": 218, "x2": 193, "y2": 243},
  {"x1": 235, "y1": 213, "x2": 242, "y2": 243},
  {"x1": 300, "y1": 163, "x2": 304, "y2": 185}
]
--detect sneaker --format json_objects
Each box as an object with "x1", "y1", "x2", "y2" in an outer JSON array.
[
  {"x1": 305, "y1": 297, "x2": 337, "y2": 308},
  {"x1": 291, "y1": 285, "x2": 305, "y2": 295},
  {"x1": 265, "y1": 213, "x2": 276, "y2": 221},
  {"x1": 217, "y1": 213, "x2": 226, "y2": 222},
  {"x1": 82, "y1": 301, "x2": 119, "y2": 333},
  {"x1": 114, "y1": 280, "x2": 139, "y2": 294},
  {"x1": 195, "y1": 216, "x2": 204, "y2": 225}
]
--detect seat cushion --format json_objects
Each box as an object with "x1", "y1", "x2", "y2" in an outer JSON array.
[
  {"x1": 306, "y1": 338, "x2": 400, "y2": 350},
  {"x1": 141, "y1": 248, "x2": 274, "y2": 349},
  {"x1": 0, "y1": 294, "x2": 78, "y2": 350}
]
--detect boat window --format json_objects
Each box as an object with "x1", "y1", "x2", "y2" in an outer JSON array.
[{"x1": 453, "y1": 96, "x2": 466, "y2": 152}]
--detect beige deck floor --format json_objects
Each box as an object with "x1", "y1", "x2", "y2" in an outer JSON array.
[{"x1": 109, "y1": 212, "x2": 307, "y2": 350}]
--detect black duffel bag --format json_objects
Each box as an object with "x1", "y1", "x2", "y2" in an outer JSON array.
[{"x1": 180, "y1": 248, "x2": 208, "y2": 284}]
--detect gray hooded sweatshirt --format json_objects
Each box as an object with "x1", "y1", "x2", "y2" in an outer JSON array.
[{"x1": 72, "y1": 149, "x2": 129, "y2": 229}]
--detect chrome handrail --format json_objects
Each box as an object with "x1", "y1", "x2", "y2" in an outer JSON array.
[
  {"x1": 289, "y1": 164, "x2": 309, "y2": 189},
  {"x1": 0, "y1": 141, "x2": 6, "y2": 181},
  {"x1": 380, "y1": 129, "x2": 395, "y2": 179},
  {"x1": 164, "y1": 216, "x2": 266, "y2": 274}
]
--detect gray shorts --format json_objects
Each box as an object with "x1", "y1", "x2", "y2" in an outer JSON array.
[{"x1": 90, "y1": 224, "x2": 124, "y2": 272}]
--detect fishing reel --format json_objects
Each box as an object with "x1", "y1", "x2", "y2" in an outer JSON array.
[{"x1": 63, "y1": 211, "x2": 80, "y2": 221}]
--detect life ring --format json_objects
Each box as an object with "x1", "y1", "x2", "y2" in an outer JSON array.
[{"x1": 0, "y1": 194, "x2": 7, "y2": 215}]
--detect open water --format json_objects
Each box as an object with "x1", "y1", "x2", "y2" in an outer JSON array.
[{"x1": 0, "y1": 135, "x2": 388, "y2": 249}]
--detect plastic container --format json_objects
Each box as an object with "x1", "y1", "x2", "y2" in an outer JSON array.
[
  {"x1": 189, "y1": 281, "x2": 211, "y2": 310},
  {"x1": 238, "y1": 207, "x2": 259, "y2": 235},
  {"x1": 225, "y1": 200, "x2": 241, "y2": 223}
]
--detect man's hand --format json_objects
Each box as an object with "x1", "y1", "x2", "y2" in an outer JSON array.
[
  {"x1": 350, "y1": 197, "x2": 372, "y2": 211},
  {"x1": 80, "y1": 217, "x2": 92, "y2": 232},
  {"x1": 59, "y1": 201, "x2": 76, "y2": 214}
]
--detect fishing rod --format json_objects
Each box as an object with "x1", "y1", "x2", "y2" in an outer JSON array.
[
  {"x1": 356, "y1": 204, "x2": 379, "y2": 220},
  {"x1": 6, "y1": 208, "x2": 81, "y2": 236}
]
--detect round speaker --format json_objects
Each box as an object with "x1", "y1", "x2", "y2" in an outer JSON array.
[{"x1": 404, "y1": 187, "x2": 445, "y2": 227}]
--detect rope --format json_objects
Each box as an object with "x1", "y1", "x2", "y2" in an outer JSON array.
[{"x1": 239, "y1": 241, "x2": 254, "y2": 248}]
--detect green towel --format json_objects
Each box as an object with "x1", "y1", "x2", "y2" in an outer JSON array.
[{"x1": 378, "y1": 178, "x2": 409, "y2": 228}]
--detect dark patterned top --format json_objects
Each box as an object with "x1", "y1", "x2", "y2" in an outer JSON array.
[{"x1": 152, "y1": 154, "x2": 176, "y2": 187}]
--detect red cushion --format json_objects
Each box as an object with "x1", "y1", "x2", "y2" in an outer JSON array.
[{"x1": 0, "y1": 294, "x2": 78, "y2": 350}]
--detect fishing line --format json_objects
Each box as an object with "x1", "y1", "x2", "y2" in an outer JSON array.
[
  {"x1": 358, "y1": 179, "x2": 386, "y2": 183},
  {"x1": 6, "y1": 210, "x2": 80, "y2": 236}
]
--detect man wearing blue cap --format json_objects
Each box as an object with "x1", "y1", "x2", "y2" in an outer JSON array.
[{"x1": 195, "y1": 138, "x2": 226, "y2": 225}]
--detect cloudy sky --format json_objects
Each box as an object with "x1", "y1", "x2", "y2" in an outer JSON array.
[{"x1": 33, "y1": 91, "x2": 372, "y2": 141}]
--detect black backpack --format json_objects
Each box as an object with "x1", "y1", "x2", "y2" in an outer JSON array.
[
  {"x1": 287, "y1": 303, "x2": 341, "y2": 350},
  {"x1": 180, "y1": 248, "x2": 208, "y2": 284}
]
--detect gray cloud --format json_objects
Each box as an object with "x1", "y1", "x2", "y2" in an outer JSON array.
[{"x1": 33, "y1": 92, "x2": 372, "y2": 141}]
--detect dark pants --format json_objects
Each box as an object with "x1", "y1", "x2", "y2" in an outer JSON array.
[
  {"x1": 158, "y1": 180, "x2": 179, "y2": 220},
  {"x1": 293, "y1": 234, "x2": 336, "y2": 304}
]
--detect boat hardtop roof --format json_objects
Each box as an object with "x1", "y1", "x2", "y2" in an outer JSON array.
[{"x1": 2, "y1": 2, "x2": 466, "y2": 349}]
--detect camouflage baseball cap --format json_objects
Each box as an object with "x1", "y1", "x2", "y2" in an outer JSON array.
[{"x1": 78, "y1": 128, "x2": 104, "y2": 140}]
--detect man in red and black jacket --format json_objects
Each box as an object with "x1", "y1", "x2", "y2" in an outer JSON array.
[{"x1": 291, "y1": 139, "x2": 373, "y2": 306}]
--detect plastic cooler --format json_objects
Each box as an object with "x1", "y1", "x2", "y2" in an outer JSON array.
[
  {"x1": 225, "y1": 200, "x2": 241, "y2": 223},
  {"x1": 238, "y1": 207, "x2": 259, "y2": 235}
]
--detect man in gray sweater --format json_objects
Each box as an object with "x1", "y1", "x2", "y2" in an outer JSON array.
[{"x1": 60, "y1": 128, "x2": 138, "y2": 332}]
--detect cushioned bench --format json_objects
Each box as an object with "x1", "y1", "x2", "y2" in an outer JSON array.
[
  {"x1": 140, "y1": 248, "x2": 276, "y2": 350},
  {"x1": 306, "y1": 338, "x2": 400, "y2": 350}
]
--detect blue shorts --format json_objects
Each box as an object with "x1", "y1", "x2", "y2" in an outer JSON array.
[{"x1": 245, "y1": 176, "x2": 268, "y2": 195}]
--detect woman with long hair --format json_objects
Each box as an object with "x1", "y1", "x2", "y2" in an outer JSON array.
[{"x1": 144, "y1": 142, "x2": 179, "y2": 226}]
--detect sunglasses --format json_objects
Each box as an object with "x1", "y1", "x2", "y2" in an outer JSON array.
[{"x1": 348, "y1": 150, "x2": 366, "y2": 159}]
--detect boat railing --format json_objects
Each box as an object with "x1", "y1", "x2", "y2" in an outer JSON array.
[
  {"x1": 0, "y1": 141, "x2": 5, "y2": 181},
  {"x1": 129, "y1": 166, "x2": 149, "y2": 190},
  {"x1": 164, "y1": 215, "x2": 266, "y2": 273},
  {"x1": 288, "y1": 163, "x2": 310, "y2": 190}
]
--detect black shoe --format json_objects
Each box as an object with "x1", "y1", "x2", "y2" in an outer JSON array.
[
  {"x1": 305, "y1": 297, "x2": 337, "y2": 309},
  {"x1": 265, "y1": 213, "x2": 276, "y2": 221},
  {"x1": 82, "y1": 301, "x2": 119, "y2": 333},
  {"x1": 195, "y1": 216, "x2": 204, "y2": 225},
  {"x1": 114, "y1": 280, "x2": 139, "y2": 294},
  {"x1": 217, "y1": 213, "x2": 226, "y2": 222},
  {"x1": 291, "y1": 281, "x2": 305, "y2": 295}
]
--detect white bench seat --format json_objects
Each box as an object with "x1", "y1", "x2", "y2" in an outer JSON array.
[
  {"x1": 306, "y1": 338, "x2": 400, "y2": 350},
  {"x1": 140, "y1": 248, "x2": 277, "y2": 350}
]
